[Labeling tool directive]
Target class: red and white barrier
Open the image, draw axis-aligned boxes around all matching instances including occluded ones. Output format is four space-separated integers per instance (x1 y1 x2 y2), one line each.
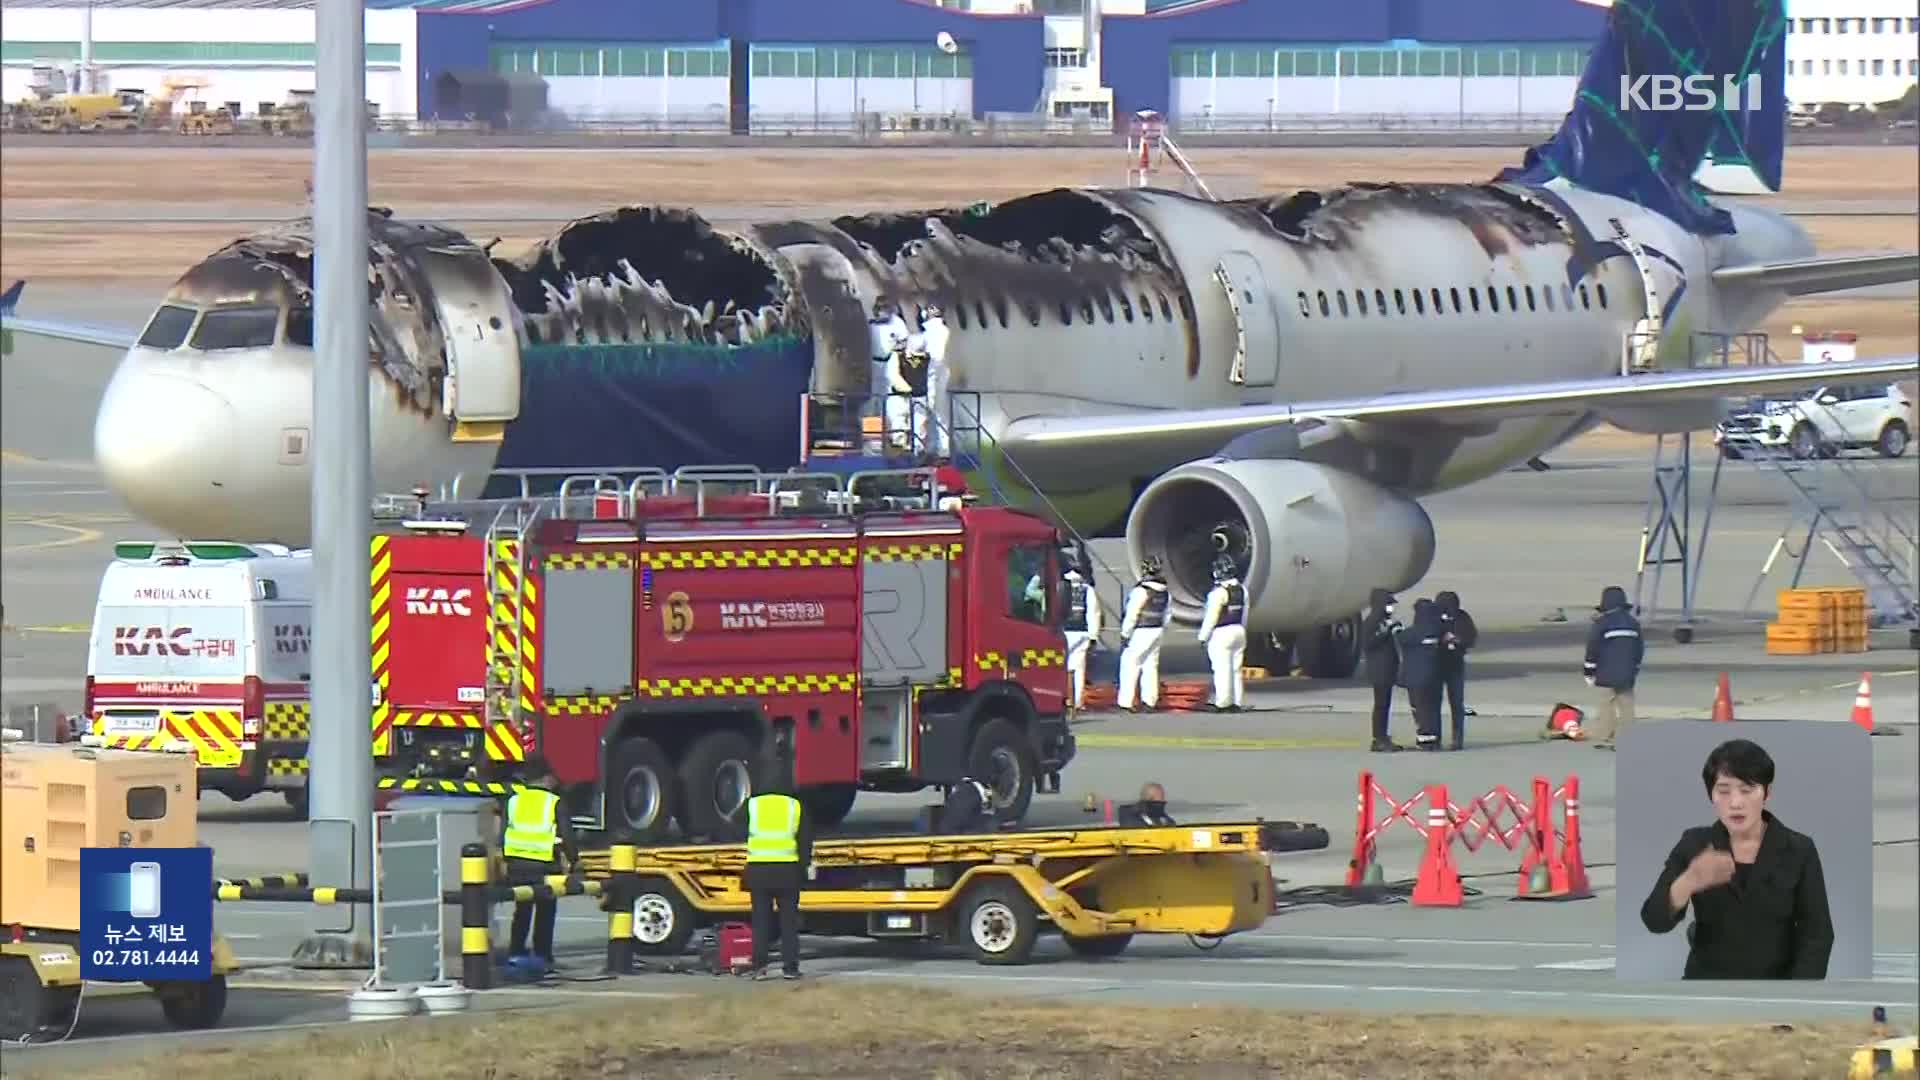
1345 770 1591 907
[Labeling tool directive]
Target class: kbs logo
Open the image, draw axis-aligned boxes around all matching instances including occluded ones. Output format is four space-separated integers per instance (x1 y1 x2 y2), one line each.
114 626 192 656
1619 73 1764 113
404 587 472 617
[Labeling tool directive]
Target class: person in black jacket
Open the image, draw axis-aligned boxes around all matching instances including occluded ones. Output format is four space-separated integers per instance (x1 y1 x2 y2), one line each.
1116 782 1177 827
1639 739 1834 980
938 776 996 834
1584 584 1645 751
1360 588 1404 753
1395 598 1444 751
1433 590 1478 751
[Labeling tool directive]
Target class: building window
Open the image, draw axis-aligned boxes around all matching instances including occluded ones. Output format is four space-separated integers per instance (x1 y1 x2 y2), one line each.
1045 48 1084 69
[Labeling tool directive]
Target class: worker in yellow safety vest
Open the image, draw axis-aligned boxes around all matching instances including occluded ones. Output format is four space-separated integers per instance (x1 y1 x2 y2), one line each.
502 757 576 975
744 750 813 980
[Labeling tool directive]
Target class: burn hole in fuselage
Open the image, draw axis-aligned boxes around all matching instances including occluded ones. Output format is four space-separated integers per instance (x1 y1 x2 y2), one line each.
829 189 1169 270
493 207 784 324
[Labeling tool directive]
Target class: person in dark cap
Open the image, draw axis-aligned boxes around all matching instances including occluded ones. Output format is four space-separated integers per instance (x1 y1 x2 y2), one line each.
1433 590 1478 751
1584 584 1644 751
1360 588 1404 753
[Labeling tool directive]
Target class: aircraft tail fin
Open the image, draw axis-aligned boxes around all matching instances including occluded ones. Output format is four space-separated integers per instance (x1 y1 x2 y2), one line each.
1499 0 1787 235
0 280 21 315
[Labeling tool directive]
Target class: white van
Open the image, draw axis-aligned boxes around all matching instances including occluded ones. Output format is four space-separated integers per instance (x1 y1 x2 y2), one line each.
84 541 314 815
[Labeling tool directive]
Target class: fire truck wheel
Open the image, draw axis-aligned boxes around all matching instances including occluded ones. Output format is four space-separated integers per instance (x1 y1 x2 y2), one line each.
679 730 757 842
802 784 859 829
967 718 1036 824
630 878 696 956
608 736 680 844
960 880 1040 965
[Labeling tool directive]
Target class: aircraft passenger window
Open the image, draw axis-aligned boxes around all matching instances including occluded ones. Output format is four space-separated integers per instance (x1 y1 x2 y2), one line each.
1118 294 1134 322
1562 285 1575 310
1336 291 1350 317
1487 287 1500 313
285 307 314 347
1374 289 1388 314
992 298 1009 328
1095 295 1113 322
1506 285 1520 311
1543 286 1555 312
1596 284 1609 308
1177 294 1194 323
1059 301 1075 325
953 304 969 330
1081 298 1099 323
1140 292 1155 322
1447 288 1461 313
1158 294 1173 321
1579 285 1591 309
1023 301 1042 327
1412 290 1426 315
1524 286 1537 312
974 301 989 328
1468 288 1481 313
1317 291 1331 317
1297 291 1311 318
136 304 197 350
1355 291 1369 316
1393 289 1407 315
190 305 280 351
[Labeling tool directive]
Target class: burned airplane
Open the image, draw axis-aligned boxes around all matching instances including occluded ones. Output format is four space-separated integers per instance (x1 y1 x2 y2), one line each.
9 0 1917 678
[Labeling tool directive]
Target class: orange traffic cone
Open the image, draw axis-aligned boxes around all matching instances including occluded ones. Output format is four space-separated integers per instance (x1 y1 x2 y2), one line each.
1851 673 1875 733
1711 673 1735 722
1411 785 1463 907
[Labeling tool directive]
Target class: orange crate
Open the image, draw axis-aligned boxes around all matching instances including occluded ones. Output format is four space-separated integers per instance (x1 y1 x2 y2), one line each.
1777 591 1828 611
1779 606 1833 628
1767 622 1820 643
1766 636 1821 656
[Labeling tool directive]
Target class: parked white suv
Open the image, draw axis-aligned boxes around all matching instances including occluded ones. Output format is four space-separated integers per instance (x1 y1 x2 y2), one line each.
1716 382 1913 460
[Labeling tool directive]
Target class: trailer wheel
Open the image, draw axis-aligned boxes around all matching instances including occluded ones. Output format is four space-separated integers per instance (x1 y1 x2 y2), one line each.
1062 931 1133 958
609 736 679 844
0 955 76 1038
960 880 1039 965
157 975 227 1030
802 784 858 829
630 878 696 956
968 718 1036 825
679 730 756 842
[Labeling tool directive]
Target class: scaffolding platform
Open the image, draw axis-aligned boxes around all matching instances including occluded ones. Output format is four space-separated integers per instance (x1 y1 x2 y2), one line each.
1634 331 1920 641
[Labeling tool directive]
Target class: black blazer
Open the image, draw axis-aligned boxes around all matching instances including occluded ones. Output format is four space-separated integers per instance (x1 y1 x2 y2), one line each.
1639 810 1834 979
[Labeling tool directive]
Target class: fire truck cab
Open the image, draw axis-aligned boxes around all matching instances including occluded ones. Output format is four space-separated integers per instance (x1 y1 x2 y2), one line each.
373 467 1078 843
82 541 313 815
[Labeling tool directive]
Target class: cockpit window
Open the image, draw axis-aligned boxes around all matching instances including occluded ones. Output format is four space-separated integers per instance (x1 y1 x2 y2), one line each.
285 307 314 348
190 305 281 351
137 305 197 350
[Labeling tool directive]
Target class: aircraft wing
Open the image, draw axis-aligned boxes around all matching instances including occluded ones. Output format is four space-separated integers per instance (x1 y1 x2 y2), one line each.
1711 251 1920 296
1000 355 1920 459
0 314 137 351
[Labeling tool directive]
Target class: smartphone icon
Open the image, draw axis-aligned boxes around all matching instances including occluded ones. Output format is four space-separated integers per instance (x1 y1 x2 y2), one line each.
128 862 163 920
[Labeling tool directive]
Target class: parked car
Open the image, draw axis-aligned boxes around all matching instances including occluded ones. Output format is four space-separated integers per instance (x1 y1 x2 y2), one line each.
1714 382 1912 460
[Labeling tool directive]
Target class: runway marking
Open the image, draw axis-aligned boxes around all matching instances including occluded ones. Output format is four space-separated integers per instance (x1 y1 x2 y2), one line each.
1538 958 1617 971
2 515 103 554
8 623 89 633
1074 734 1363 750
833 968 1908 1009
1251 933 1613 949
1222 956 1521 972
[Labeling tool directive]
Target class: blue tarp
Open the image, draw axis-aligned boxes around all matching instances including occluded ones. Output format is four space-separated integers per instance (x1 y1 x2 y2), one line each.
1499 0 1787 236
494 337 813 475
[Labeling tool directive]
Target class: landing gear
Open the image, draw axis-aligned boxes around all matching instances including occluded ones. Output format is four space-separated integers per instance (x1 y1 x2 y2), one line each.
1294 614 1363 679
1244 632 1294 676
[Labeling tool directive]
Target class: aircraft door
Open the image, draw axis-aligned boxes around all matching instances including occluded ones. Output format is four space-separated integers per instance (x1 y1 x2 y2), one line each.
1215 251 1279 391
416 246 523 431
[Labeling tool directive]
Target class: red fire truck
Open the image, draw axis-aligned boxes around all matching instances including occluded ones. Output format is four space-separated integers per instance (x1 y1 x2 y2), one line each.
372 467 1078 843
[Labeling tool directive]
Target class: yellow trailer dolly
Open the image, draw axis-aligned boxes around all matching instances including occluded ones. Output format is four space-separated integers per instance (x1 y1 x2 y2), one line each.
579 821 1314 966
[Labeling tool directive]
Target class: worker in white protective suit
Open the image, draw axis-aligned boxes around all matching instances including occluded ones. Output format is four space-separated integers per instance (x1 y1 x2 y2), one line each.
1116 557 1170 713
1059 544 1101 711
919 304 952 458
1196 556 1249 712
868 300 910 453
888 323 932 455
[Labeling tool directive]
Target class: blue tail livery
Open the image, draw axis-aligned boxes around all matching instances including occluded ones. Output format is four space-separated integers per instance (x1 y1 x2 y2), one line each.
1499 0 1787 235
0 280 21 316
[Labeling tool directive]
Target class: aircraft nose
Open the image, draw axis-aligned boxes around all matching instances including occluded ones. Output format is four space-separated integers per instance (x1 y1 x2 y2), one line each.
95 371 239 533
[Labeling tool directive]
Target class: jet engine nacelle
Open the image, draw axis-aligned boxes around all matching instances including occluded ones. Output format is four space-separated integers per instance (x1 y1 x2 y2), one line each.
1125 458 1436 631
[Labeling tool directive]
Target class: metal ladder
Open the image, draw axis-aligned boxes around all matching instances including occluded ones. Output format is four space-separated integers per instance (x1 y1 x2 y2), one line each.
481 499 545 756
1739 413 1919 628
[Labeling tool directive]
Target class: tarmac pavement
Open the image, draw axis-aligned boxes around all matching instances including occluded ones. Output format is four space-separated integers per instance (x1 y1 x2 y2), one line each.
2 285 1917 1059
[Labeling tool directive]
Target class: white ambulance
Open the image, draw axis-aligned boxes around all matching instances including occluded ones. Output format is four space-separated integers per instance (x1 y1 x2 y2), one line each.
83 541 314 816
